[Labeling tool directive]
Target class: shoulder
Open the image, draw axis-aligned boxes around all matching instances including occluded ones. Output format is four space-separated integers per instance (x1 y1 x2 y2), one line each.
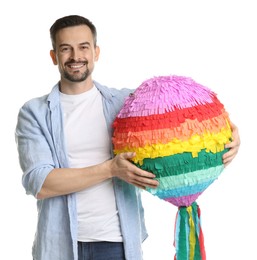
94 80 134 99
19 94 48 116
93 81 135 120
21 85 59 110
18 84 59 115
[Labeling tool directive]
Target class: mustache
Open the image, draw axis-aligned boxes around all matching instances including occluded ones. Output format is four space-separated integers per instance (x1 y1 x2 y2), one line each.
65 59 88 66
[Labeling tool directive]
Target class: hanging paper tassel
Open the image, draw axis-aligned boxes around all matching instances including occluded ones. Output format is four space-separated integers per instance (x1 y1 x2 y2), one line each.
174 202 206 260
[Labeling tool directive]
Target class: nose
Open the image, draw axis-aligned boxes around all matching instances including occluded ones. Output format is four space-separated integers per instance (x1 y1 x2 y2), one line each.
70 48 80 61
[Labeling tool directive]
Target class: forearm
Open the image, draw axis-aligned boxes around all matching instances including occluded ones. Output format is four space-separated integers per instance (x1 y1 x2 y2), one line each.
37 152 159 199
37 163 111 199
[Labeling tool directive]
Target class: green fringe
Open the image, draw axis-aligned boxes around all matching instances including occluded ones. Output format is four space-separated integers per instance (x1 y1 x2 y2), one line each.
134 148 228 178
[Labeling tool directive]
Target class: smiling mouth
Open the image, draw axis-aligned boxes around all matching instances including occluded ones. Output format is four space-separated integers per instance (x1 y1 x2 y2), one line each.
67 63 85 69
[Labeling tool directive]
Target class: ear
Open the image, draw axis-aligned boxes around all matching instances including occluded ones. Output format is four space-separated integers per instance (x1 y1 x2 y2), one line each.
50 50 58 65
94 46 100 62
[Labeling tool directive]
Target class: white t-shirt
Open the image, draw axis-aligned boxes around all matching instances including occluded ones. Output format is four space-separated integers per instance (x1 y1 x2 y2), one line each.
60 86 122 242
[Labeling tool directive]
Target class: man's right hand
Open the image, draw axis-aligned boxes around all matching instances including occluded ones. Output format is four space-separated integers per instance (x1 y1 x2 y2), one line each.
107 152 159 190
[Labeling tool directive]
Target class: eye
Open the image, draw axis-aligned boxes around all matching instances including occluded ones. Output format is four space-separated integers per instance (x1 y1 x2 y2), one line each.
81 45 89 50
60 46 71 53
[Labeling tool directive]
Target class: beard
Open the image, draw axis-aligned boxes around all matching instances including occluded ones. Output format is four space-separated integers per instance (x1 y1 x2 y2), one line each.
62 60 91 82
63 68 90 82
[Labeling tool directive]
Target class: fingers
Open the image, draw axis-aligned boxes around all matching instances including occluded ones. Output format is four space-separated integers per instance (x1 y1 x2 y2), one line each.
223 143 239 166
132 173 159 189
113 152 159 189
125 164 159 189
222 122 240 167
118 152 156 178
229 121 241 146
131 178 159 190
119 152 136 160
223 153 235 167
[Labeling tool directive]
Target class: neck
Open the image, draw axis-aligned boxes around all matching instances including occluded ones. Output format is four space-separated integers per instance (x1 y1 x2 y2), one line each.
59 79 94 95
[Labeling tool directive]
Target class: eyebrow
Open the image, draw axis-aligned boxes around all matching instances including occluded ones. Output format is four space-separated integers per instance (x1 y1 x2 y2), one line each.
59 42 91 48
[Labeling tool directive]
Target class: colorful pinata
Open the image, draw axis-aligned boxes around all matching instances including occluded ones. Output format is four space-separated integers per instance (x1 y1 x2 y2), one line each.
112 75 232 260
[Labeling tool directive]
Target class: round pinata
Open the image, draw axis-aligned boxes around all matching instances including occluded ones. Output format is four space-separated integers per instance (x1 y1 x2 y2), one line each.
112 75 232 260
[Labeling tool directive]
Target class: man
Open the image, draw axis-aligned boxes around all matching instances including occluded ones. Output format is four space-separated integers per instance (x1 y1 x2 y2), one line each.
15 15 240 260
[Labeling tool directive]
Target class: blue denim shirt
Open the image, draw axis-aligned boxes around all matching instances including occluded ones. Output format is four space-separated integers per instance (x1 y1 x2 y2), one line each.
15 81 148 260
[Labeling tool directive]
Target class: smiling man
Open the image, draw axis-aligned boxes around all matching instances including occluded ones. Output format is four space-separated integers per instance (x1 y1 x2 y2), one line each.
15 15 240 260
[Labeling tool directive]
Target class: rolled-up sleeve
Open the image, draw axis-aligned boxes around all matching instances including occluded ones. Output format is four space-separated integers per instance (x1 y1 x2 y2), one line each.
15 102 55 197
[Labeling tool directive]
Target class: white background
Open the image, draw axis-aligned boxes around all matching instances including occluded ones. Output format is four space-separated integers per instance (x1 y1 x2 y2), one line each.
1 0 256 259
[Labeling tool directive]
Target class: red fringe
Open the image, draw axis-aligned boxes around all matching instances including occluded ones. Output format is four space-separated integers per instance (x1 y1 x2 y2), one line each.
113 96 226 133
198 206 206 260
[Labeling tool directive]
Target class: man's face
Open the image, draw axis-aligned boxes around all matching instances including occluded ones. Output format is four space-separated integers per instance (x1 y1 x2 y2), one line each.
51 25 99 83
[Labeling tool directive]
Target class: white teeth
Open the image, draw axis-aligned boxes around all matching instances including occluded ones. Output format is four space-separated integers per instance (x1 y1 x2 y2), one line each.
70 64 83 68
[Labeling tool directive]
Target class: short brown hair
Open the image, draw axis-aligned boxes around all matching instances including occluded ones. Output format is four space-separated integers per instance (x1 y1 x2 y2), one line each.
50 15 97 50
